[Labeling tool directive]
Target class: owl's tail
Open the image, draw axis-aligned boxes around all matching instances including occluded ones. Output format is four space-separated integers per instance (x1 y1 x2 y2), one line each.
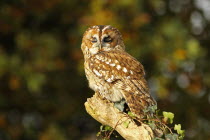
123 79 157 119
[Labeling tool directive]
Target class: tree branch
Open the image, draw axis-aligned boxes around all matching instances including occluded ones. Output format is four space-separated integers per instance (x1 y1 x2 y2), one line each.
84 93 154 140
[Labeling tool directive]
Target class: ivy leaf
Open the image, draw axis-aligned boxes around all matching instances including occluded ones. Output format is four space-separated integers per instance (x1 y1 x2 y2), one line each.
104 125 113 131
100 125 104 131
174 124 183 134
165 133 178 140
100 125 113 132
123 120 130 128
144 105 157 114
128 111 135 117
163 111 174 124
148 122 156 130
174 124 185 139
152 137 165 140
96 131 101 137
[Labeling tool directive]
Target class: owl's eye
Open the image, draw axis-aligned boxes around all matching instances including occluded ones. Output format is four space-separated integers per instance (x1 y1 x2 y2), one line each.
103 36 112 43
91 37 97 43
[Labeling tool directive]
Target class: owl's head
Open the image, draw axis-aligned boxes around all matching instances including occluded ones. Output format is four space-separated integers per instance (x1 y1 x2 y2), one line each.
81 25 125 57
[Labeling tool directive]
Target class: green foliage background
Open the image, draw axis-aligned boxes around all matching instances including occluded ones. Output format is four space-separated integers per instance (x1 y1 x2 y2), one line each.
0 0 210 139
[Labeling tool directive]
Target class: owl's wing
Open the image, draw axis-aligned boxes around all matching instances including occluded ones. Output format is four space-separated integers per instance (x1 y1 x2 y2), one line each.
89 50 145 81
89 51 156 117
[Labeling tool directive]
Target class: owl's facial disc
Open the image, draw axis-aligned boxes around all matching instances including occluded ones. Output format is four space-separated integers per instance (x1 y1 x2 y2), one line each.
83 25 123 55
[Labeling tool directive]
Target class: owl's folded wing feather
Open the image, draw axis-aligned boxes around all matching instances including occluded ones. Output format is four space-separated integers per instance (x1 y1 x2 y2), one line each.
89 50 145 82
89 51 156 117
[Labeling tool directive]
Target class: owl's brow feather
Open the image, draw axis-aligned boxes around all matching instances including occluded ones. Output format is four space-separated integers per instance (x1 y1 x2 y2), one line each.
98 25 105 42
85 25 122 37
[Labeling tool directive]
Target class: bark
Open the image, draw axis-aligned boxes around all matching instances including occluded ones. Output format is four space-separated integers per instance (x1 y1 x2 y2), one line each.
84 93 154 140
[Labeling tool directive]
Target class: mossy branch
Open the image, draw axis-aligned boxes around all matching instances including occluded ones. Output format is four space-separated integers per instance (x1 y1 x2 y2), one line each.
84 93 154 140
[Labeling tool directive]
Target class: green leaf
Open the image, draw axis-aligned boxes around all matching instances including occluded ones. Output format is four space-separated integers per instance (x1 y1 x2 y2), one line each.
123 120 130 128
165 133 179 140
104 125 113 131
128 111 135 117
100 125 104 131
148 122 156 130
96 132 101 137
144 105 157 114
152 137 164 140
163 111 174 124
174 124 185 136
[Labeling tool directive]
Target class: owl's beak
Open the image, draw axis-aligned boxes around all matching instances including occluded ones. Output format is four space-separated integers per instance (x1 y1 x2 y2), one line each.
98 43 102 50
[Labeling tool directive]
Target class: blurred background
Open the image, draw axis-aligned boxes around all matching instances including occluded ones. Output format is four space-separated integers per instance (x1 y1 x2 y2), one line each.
0 0 210 139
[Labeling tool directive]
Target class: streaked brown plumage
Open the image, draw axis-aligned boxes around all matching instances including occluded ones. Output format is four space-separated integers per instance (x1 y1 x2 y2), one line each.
81 25 156 118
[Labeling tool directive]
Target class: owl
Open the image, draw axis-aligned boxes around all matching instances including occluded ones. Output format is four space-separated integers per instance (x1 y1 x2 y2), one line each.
81 25 156 118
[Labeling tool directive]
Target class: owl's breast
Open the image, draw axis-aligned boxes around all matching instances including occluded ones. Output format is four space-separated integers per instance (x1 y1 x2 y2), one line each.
84 62 124 102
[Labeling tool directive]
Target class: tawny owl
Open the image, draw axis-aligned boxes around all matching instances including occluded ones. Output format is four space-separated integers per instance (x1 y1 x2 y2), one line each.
81 25 156 118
